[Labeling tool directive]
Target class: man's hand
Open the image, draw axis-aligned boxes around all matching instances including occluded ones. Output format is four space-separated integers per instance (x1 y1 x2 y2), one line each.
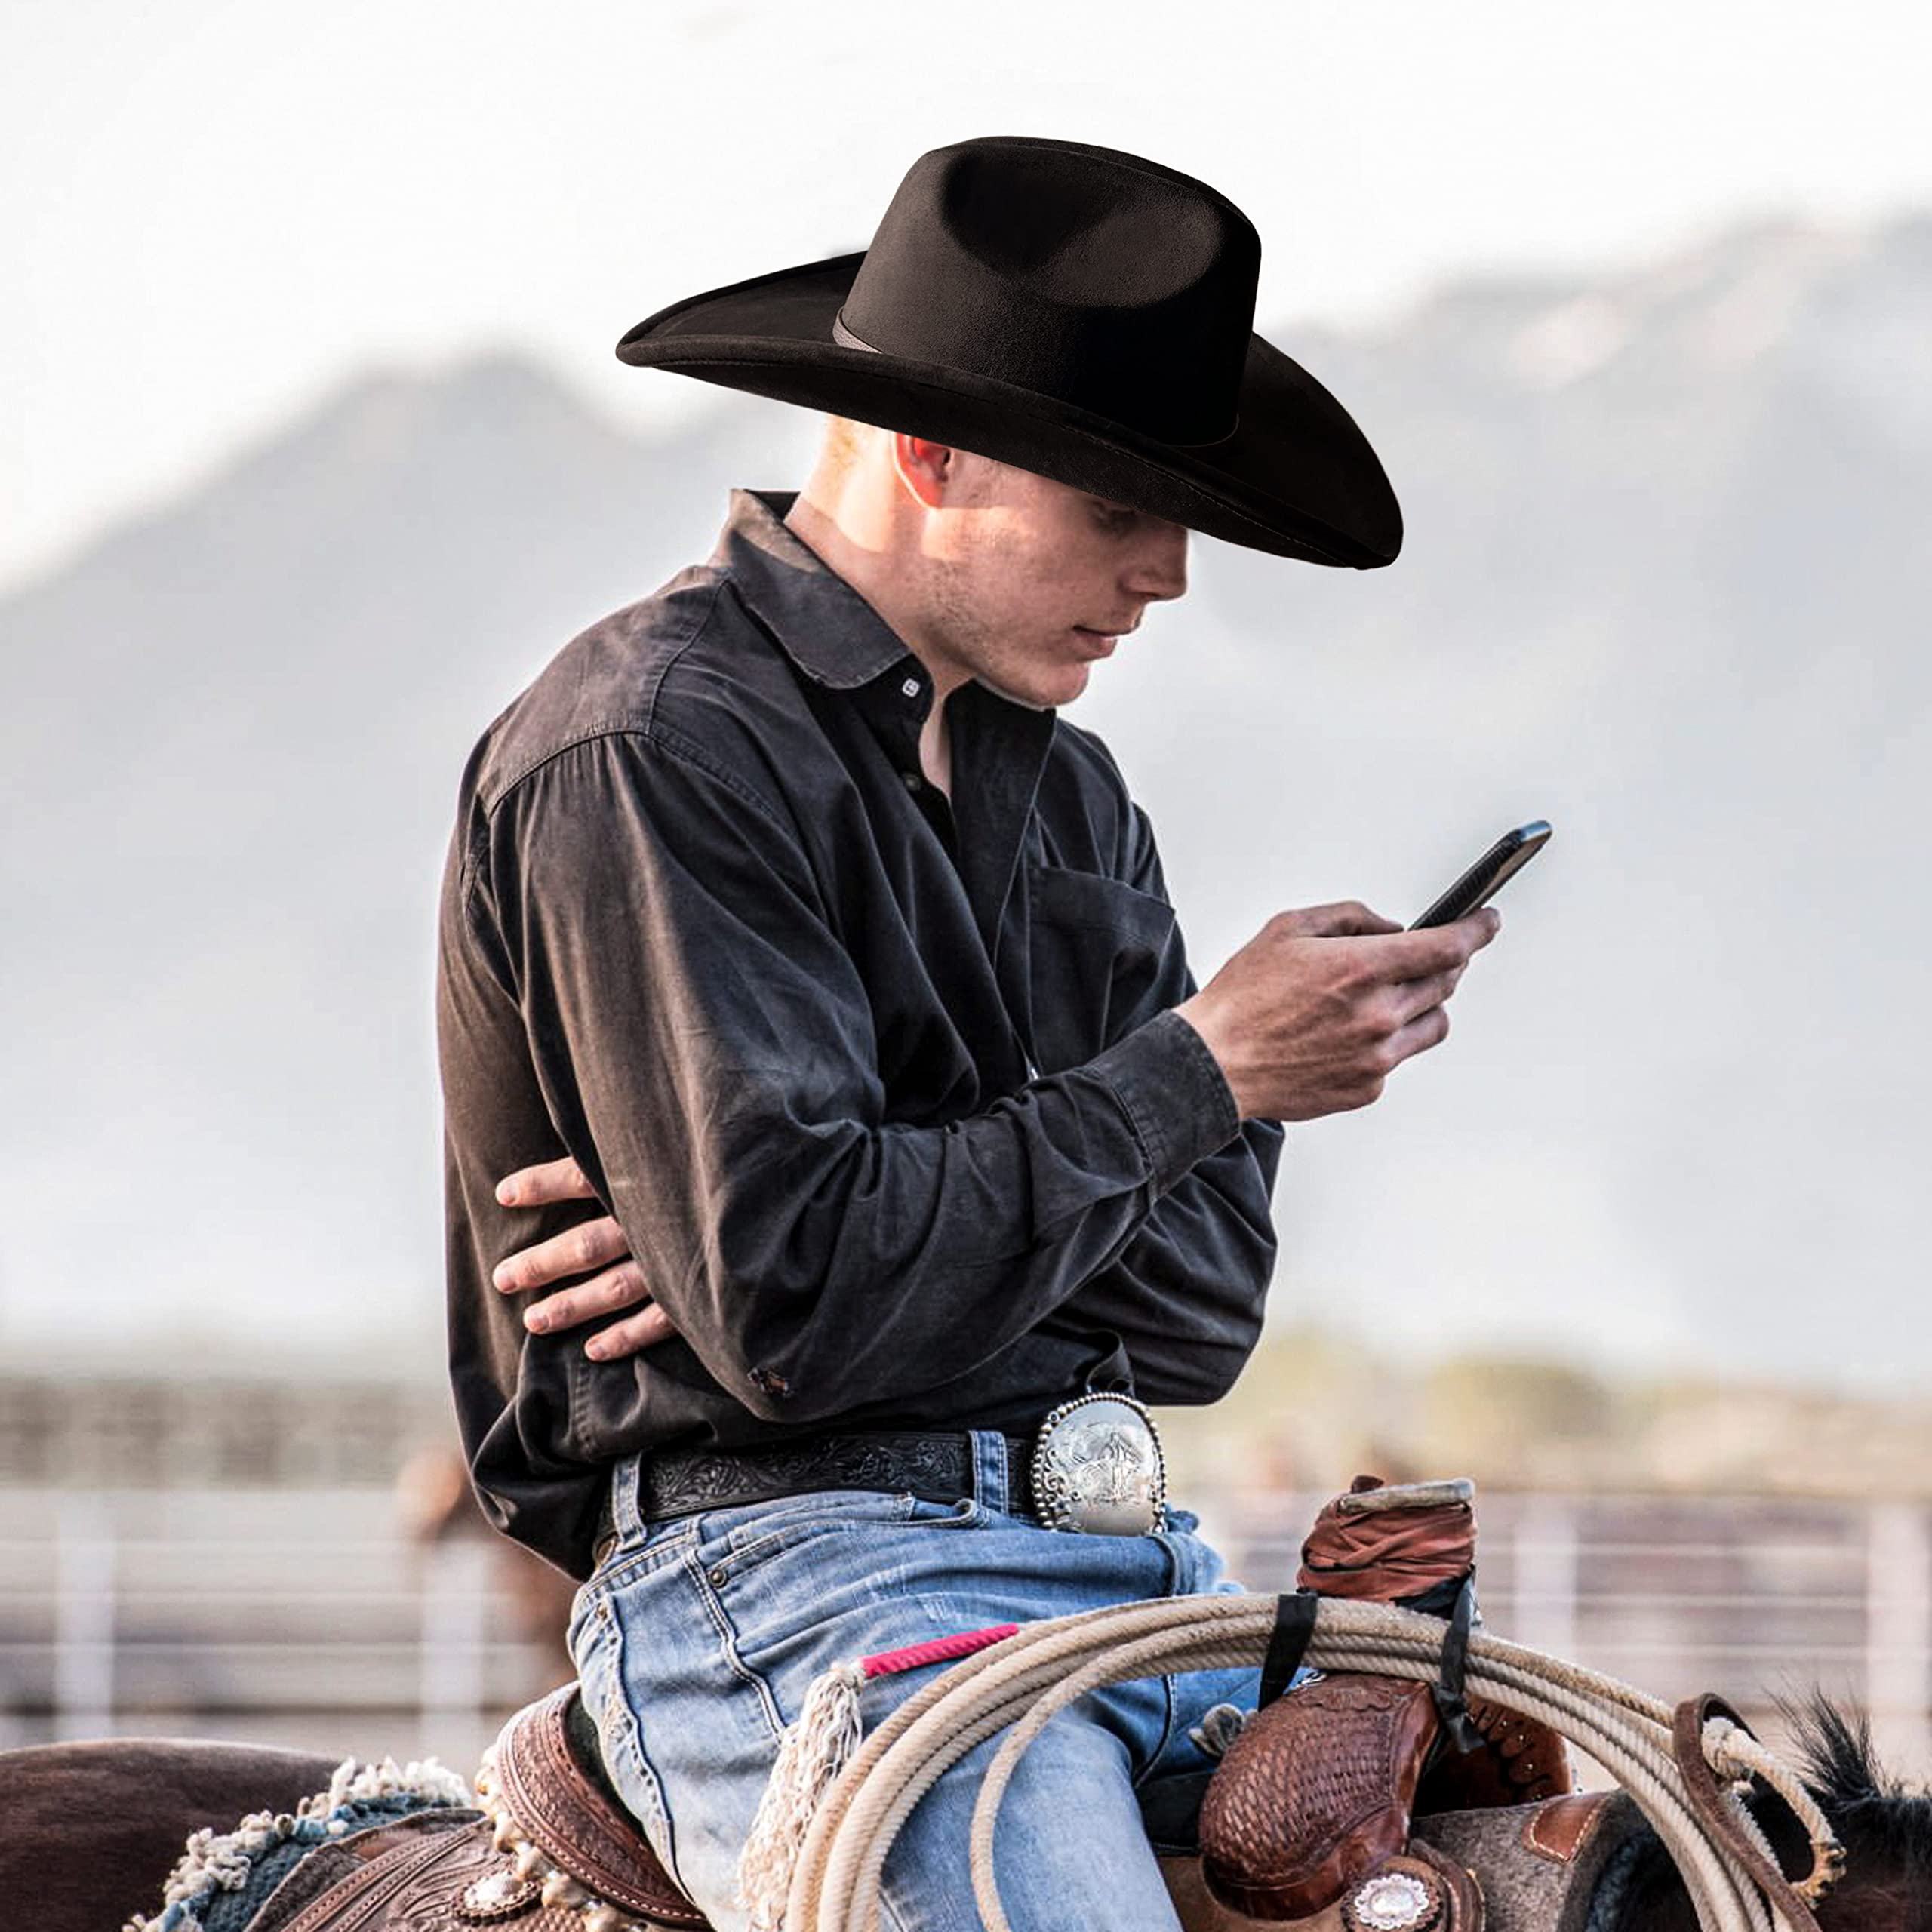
1174 900 1502 1121
491 1157 676 1361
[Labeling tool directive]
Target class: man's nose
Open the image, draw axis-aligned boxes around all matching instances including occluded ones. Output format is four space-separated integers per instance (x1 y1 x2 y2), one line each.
1124 522 1189 605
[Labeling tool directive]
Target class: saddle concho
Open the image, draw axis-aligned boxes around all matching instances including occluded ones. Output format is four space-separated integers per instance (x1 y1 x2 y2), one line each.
1343 1868 1444 1930
1029 1391 1166 1534
454 1864 543 1921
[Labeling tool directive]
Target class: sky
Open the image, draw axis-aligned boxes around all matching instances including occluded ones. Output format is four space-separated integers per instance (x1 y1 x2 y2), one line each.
5 0 1930 595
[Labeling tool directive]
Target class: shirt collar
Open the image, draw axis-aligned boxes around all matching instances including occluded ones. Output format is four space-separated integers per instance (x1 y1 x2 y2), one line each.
710 488 1060 964
710 487 921 691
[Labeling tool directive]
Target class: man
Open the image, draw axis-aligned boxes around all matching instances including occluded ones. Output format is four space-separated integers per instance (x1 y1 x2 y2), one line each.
436 136 1499 1930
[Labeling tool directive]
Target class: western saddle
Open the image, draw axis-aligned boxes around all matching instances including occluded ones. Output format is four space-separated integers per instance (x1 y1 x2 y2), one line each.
235 1672 1639 1932
239 1478 1645 1930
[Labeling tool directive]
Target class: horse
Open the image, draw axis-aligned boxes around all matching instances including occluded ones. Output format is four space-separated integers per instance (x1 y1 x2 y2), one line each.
2 1684 1926 1932
1610 1693 1930 1930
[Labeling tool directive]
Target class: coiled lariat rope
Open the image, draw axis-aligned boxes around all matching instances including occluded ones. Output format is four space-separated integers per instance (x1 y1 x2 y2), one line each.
777 1592 1842 1932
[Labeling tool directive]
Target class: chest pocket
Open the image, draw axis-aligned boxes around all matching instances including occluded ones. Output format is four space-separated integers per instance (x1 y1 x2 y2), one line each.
1023 861 1182 1072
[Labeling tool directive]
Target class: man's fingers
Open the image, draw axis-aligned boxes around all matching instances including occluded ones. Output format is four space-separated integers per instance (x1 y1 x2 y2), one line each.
494 1214 630 1294
495 1155 595 1209
521 1259 652 1334
1359 908 1501 982
1384 967 1462 1029
583 1303 678 1361
1275 900 1404 939
1381 1001 1453 1072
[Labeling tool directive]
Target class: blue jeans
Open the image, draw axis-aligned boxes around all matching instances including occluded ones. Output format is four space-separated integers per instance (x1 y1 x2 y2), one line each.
566 1432 1278 1932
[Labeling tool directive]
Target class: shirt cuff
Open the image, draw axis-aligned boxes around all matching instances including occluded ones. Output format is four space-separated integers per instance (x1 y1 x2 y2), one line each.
1087 1007 1244 1195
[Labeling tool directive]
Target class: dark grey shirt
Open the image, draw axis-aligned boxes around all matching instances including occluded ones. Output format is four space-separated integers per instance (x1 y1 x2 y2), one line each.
437 487 1285 1577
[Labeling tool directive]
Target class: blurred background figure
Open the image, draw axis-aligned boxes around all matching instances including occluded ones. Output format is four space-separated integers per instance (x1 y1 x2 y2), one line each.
393 1443 577 1687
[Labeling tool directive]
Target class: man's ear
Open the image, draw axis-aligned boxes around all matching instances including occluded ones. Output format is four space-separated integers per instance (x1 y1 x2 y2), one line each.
890 433 961 511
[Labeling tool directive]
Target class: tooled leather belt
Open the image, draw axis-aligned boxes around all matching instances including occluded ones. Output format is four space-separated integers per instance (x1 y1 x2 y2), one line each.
634 1432 1041 1523
592 1395 1170 1561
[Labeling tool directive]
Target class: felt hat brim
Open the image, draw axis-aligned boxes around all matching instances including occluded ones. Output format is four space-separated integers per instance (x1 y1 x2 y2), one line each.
617 251 1402 568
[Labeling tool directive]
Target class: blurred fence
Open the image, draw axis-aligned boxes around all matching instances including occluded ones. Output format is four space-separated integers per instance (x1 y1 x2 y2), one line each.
2 1484 1927 1785
0 1487 555 1774
1215 1487 1932 1782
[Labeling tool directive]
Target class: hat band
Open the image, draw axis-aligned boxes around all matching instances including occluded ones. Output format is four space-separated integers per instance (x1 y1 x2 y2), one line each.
829 306 1240 451
831 309 877 353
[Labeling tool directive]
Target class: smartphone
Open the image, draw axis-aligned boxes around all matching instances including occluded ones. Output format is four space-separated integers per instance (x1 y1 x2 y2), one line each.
1408 821 1552 930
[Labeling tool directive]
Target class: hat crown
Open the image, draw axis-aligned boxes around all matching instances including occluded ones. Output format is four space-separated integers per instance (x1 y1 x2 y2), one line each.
838 137 1260 447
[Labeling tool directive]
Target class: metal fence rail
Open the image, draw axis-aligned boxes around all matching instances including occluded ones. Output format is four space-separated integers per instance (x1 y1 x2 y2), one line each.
0 1487 550 1772
1213 1487 1932 1781
3 1485 1927 1784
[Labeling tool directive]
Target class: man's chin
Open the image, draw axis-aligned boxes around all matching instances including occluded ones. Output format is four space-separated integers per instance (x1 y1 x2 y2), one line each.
977 663 1088 711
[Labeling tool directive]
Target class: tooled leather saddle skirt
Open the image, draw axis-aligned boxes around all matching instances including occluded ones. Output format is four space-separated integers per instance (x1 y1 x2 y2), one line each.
241 1685 704 1932
237 1675 1634 1932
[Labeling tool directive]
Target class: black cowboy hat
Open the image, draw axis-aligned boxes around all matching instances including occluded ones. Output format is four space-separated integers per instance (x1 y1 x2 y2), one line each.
615 136 1402 568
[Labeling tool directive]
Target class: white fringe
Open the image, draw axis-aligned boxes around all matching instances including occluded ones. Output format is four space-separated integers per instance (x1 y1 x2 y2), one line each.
1186 1701 1252 1760
124 1755 475 1932
735 1661 867 1932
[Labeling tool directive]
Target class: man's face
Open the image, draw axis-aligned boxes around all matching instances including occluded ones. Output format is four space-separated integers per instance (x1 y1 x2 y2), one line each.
917 457 1190 709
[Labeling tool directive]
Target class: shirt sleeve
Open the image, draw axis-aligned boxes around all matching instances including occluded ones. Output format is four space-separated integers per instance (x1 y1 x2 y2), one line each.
481 728 1247 1426
1054 799 1287 1404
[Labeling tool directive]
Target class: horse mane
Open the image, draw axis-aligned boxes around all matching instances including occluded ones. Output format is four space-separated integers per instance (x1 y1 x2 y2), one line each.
1772 1690 1932 1906
1777 1690 1910 1814
1611 1689 1932 1925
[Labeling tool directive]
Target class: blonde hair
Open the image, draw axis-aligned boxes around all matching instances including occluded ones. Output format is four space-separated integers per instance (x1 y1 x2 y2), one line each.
819 414 872 477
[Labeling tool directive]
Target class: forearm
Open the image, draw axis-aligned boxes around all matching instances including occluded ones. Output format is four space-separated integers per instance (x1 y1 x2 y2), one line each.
1057 1114 1285 1404
589 1004 1244 1423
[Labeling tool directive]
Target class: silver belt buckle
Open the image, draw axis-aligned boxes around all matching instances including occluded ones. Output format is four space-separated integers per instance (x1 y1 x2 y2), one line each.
1029 1392 1166 1534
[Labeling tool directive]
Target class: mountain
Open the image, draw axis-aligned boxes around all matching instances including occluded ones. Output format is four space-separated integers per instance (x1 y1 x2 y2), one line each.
0 358 825 1369
3 213 1927 1392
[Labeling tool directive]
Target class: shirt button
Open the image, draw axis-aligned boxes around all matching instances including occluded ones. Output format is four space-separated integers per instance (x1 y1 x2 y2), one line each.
902 771 922 791
900 676 922 698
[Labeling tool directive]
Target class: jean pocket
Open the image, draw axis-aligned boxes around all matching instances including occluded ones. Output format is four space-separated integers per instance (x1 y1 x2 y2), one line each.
699 1487 924 1579
583 1509 696 1598
903 1494 989 1531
